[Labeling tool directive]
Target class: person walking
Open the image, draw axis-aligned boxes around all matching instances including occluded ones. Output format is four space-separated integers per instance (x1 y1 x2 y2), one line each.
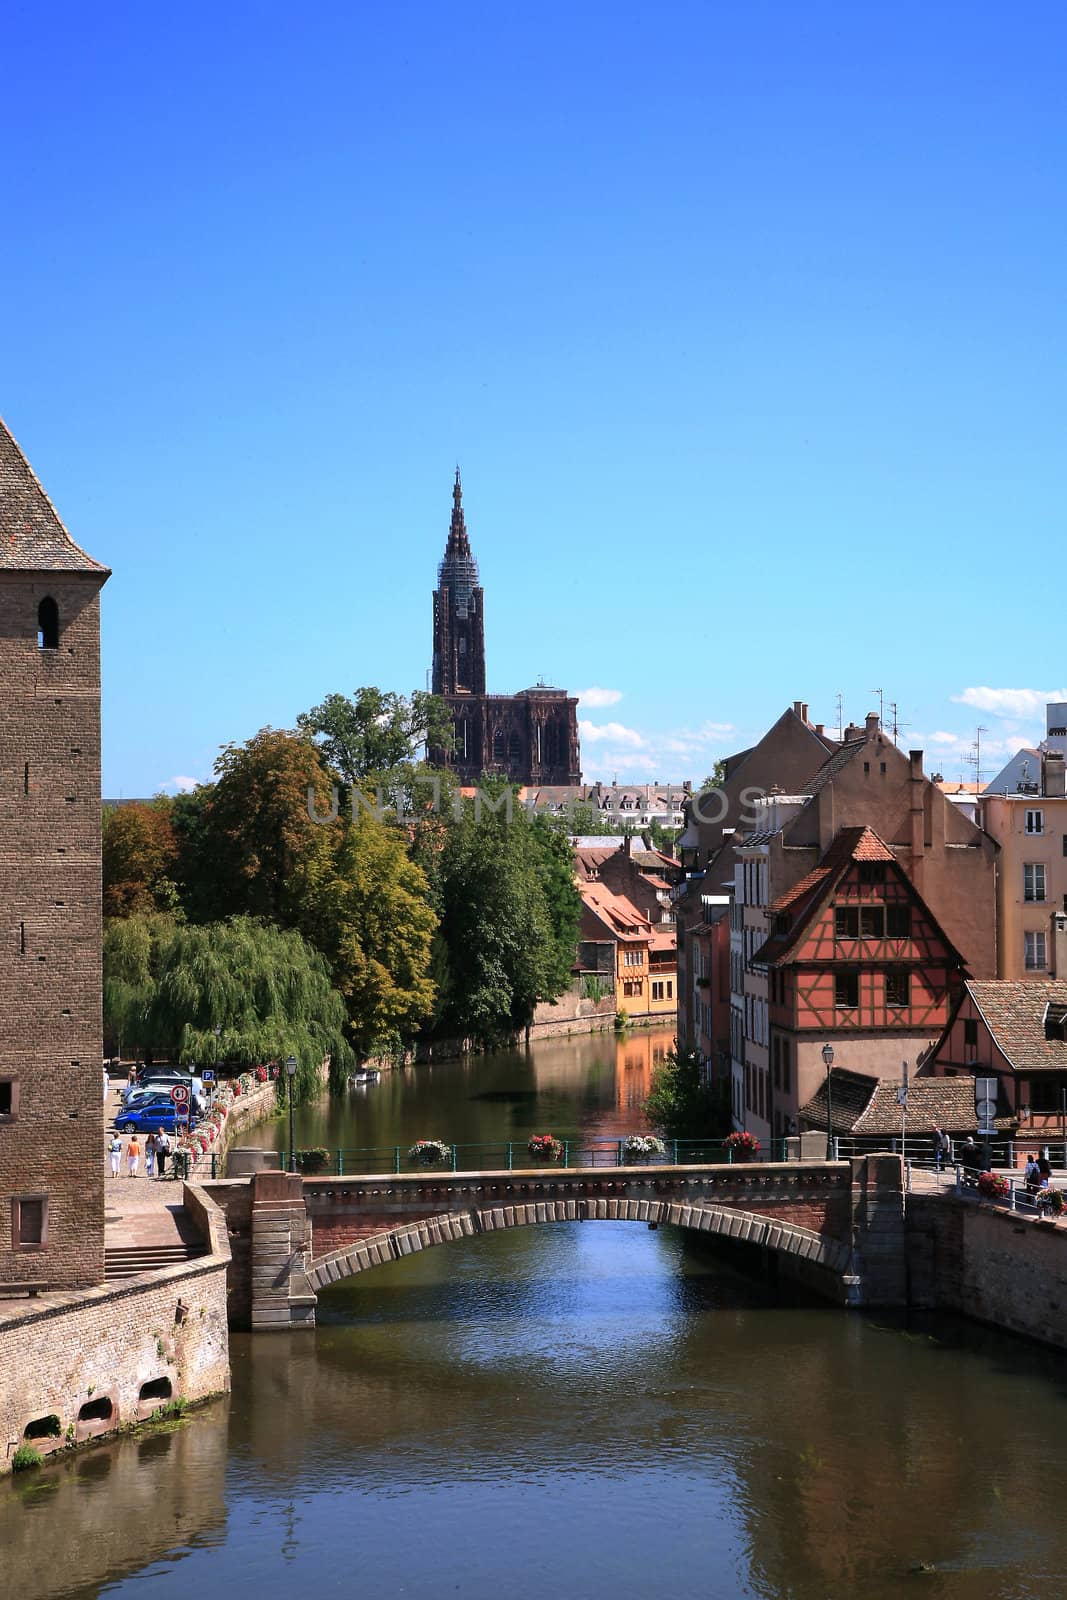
1025 1152 1042 1195
933 1128 950 1170
103 1064 110 1104
145 1132 156 1180
126 1135 141 1178
1038 1154 1053 1187
156 1127 170 1180
109 1133 122 1178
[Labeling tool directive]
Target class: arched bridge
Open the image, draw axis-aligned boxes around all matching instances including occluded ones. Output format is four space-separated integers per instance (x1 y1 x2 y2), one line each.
227 1155 908 1330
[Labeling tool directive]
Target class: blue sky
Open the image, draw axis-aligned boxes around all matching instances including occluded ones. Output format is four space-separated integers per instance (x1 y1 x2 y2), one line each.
4 1 1064 793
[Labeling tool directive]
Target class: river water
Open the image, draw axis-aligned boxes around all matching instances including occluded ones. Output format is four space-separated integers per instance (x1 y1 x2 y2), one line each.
5 1028 1067 1600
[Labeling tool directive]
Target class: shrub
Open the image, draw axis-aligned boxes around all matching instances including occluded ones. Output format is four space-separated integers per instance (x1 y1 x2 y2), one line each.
12 1446 43 1472
977 1170 1010 1199
614 1009 629 1032
407 1139 452 1166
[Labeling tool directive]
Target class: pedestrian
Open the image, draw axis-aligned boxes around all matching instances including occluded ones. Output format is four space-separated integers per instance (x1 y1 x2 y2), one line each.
960 1136 980 1184
933 1127 949 1170
1025 1152 1042 1194
156 1127 170 1180
126 1135 140 1178
1038 1154 1053 1187
145 1132 156 1180
103 1064 110 1104
108 1133 122 1178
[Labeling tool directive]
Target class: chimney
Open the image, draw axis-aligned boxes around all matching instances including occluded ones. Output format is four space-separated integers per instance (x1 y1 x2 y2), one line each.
1044 751 1066 799
865 712 880 739
793 700 809 724
844 722 864 741
624 834 632 858
815 723 825 736
909 750 925 891
1053 911 1067 979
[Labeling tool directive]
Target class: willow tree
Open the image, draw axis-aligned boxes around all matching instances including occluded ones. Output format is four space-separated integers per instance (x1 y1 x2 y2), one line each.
106 914 354 1098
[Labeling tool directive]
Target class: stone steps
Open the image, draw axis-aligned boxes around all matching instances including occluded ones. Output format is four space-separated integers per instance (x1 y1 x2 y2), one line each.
104 1243 205 1280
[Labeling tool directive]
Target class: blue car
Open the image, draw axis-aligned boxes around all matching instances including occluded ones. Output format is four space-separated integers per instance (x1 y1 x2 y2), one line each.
116 1098 199 1135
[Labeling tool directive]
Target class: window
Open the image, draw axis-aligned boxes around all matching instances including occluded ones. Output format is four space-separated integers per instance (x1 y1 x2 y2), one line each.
12 1194 46 1248
36 597 59 650
835 907 859 940
861 906 885 938
666 980 673 999
1025 809 1044 835
781 1041 791 1094
652 981 665 1001
859 863 886 885
1062 834 1067 857
886 904 911 938
835 971 859 1008
885 969 910 1008
0 1079 16 1119
1030 1079 1058 1113
964 1017 978 1048
1025 930 1047 971
1024 864 1047 903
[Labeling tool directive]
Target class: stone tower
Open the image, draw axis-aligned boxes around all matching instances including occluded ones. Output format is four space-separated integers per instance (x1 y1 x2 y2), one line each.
427 472 581 786
431 469 485 698
0 419 110 1289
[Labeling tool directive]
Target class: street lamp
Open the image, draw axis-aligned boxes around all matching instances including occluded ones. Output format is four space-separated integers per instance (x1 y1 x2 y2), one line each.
286 1055 298 1172
822 1043 835 1160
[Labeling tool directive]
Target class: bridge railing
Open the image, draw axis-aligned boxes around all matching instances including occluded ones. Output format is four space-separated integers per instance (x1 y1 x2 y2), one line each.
270 1136 799 1178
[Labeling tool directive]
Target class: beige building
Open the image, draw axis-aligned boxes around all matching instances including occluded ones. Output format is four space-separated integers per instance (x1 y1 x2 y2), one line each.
980 742 1067 980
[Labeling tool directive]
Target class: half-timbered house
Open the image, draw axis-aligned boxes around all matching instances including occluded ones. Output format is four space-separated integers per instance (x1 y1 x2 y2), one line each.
754 826 969 1136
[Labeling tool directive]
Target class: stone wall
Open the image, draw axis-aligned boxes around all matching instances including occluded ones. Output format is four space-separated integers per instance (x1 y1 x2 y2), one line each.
0 1184 230 1474
907 1193 1067 1349
182 1078 279 1179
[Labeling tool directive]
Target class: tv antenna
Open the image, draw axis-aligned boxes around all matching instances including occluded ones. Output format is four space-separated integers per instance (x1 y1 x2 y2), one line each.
835 692 843 742
887 702 910 747
869 687 885 729
967 727 989 790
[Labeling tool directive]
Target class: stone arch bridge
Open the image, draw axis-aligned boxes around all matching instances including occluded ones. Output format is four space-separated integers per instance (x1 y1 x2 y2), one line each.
206 1155 908 1330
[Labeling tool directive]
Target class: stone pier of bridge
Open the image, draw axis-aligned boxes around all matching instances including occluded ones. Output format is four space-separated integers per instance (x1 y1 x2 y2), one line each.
204 1155 910 1331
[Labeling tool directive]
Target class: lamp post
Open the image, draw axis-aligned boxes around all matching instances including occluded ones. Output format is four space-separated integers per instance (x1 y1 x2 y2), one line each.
822 1043 835 1160
286 1055 298 1172
1061 1086 1066 1174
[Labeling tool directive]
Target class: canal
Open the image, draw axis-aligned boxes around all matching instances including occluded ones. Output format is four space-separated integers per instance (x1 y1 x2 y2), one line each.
5 1028 1067 1600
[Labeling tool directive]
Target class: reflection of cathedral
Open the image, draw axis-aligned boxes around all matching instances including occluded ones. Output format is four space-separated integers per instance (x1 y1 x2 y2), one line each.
428 471 581 785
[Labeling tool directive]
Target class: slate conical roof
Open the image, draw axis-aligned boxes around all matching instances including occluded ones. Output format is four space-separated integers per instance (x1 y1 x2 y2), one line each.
0 416 109 574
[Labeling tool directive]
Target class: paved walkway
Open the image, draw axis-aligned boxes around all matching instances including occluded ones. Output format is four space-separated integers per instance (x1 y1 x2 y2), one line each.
104 1071 192 1249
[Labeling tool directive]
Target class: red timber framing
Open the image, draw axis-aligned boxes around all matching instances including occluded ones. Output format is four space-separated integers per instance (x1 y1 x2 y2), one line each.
759 826 967 1048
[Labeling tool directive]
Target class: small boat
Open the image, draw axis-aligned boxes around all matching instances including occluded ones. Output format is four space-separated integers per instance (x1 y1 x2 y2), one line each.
348 1068 382 1087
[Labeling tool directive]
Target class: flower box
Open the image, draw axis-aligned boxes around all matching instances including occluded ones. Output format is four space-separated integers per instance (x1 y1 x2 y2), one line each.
977 1171 1010 1199
1036 1186 1065 1216
723 1130 761 1162
624 1135 667 1162
408 1139 452 1166
527 1134 564 1162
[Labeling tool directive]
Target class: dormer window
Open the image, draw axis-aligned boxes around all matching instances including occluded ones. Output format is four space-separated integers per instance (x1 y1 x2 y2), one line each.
37 597 59 650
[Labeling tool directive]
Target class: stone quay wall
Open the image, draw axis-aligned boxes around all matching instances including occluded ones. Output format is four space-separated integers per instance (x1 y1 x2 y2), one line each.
0 1184 230 1475
183 1078 279 1180
907 1192 1067 1351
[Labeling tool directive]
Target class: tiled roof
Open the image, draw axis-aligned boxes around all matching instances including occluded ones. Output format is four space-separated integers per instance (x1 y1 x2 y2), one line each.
580 882 651 940
799 1068 991 1135
756 827 899 964
648 928 677 952
966 980 1067 1071
0 418 109 574
804 738 867 796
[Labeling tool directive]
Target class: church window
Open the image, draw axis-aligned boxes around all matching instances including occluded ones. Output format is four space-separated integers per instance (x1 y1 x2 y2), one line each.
37 597 59 650
492 729 506 763
508 730 521 763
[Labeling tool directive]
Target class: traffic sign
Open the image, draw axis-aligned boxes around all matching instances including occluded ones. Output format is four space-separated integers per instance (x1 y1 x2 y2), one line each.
175 1108 190 1124
202 1069 215 1083
171 1083 190 1105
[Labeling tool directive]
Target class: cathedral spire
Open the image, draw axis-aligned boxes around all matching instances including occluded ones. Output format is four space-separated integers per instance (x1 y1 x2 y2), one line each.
446 464 472 562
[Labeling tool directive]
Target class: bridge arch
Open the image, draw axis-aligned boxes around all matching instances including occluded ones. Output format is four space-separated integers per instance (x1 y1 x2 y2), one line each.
306 1196 852 1293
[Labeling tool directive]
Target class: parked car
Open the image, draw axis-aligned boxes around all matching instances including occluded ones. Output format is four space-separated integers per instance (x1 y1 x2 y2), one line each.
117 1099 199 1135
121 1072 203 1107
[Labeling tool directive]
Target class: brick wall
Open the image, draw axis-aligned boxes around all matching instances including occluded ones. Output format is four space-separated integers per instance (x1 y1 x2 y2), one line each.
0 573 107 1289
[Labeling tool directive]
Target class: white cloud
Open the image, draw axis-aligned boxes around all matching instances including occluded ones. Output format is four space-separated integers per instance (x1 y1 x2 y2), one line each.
579 720 646 748
161 774 199 793
576 686 623 708
952 686 1067 719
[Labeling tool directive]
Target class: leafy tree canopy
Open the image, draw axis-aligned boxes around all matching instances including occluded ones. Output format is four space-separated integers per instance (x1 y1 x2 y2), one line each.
103 801 181 918
643 1047 726 1140
104 914 354 1099
296 687 452 784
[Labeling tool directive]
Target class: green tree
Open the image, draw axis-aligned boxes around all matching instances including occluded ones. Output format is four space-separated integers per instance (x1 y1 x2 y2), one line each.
643 1047 725 1140
297 687 452 783
204 728 337 922
105 914 354 1099
298 807 438 1059
432 786 579 1044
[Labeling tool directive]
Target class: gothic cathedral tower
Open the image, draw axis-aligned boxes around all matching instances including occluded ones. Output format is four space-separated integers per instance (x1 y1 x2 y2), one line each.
431 470 485 698
428 471 581 787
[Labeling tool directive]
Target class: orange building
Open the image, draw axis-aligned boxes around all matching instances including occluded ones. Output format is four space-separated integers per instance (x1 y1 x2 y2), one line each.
579 882 677 1022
